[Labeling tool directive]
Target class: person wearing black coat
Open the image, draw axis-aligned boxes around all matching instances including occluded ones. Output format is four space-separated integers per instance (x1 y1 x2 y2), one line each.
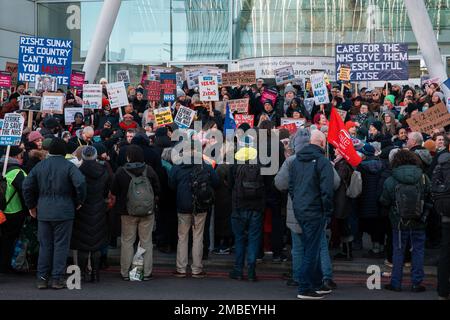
71 146 112 282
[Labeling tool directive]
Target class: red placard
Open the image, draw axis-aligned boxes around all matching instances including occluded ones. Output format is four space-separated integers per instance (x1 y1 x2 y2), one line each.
145 80 161 102
278 123 297 135
260 88 278 106
0 71 12 90
70 70 85 90
234 114 254 128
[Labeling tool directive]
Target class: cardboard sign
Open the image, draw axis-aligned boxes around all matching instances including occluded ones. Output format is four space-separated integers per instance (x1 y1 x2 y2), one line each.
153 107 173 126
335 43 408 81
106 81 128 109
199 75 219 102
41 92 64 114
64 107 83 125
82 84 102 109
336 109 348 122
338 64 351 81
0 113 25 146
70 70 85 90
19 96 41 111
117 70 130 84
160 73 177 102
278 123 298 135
174 106 196 129
310 72 330 105
406 102 450 135
144 80 161 102
280 117 305 128
260 88 278 106
186 69 202 89
18 36 73 85
234 114 254 128
228 98 249 114
221 71 256 87
149 66 173 81
35 74 57 92
274 66 295 85
5 62 18 86
0 71 12 90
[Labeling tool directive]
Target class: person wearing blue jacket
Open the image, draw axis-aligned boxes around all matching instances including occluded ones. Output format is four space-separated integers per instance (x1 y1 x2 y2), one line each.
288 130 334 300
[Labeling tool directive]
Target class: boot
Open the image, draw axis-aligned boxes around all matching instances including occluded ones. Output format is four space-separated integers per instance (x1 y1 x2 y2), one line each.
334 242 353 261
77 251 90 282
90 251 101 283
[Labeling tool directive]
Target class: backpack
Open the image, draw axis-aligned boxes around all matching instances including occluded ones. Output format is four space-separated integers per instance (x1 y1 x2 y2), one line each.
235 164 265 202
431 162 450 217
394 175 425 222
190 164 215 214
346 170 362 199
125 167 154 217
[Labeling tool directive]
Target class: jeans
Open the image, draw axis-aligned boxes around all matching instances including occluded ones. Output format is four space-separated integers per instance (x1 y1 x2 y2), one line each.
291 224 333 283
37 220 73 281
231 210 263 275
298 218 326 294
391 229 426 289
438 222 450 298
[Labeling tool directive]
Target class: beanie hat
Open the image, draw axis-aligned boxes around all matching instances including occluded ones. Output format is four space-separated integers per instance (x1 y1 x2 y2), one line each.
44 117 59 130
433 91 445 102
345 121 356 131
82 145 98 161
370 120 382 132
290 128 311 153
9 146 23 157
263 99 273 107
102 97 110 107
42 137 54 151
135 88 144 95
155 127 168 137
360 143 375 156
93 142 107 157
284 84 296 95
384 95 395 105
28 131 44 143
423 139 436 153
49 137 67 156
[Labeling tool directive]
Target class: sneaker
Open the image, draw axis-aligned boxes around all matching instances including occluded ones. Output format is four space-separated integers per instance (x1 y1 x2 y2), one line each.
36 277 48 290
51 278 66 290
297 291 325 300
213 248 231 255
229 270 243 281
384 284 402 292
173 271 187 278
316 285 332 295
323 279 337 290
192 271 207 279
404 262 411 268
286 279 299 287
264 251 273 255
272 255 288 263
411 285 426 293
384 260 393 268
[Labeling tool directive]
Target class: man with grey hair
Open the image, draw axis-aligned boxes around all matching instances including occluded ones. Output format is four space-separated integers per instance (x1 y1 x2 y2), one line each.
407 131 432 177
70 126 95 147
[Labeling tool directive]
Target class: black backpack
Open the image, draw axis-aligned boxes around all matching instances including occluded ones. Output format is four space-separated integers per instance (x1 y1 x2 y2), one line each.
235 164 265 202
395 175 425 223
190 164 215 214
431 162 450 217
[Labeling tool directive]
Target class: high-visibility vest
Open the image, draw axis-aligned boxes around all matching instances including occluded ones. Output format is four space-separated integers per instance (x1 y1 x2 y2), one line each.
4 168 27 214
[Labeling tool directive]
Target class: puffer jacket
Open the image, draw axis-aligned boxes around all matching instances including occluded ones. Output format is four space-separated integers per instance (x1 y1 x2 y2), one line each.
71 160 111 251
22 155 86 221
289 144 334 222
357 156 384 219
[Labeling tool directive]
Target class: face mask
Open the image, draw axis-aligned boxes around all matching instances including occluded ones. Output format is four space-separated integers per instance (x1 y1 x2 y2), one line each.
422 106 428 112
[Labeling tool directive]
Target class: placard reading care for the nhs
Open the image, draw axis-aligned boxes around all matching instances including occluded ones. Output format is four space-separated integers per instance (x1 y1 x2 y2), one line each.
18 36 73 86
335 43 408 81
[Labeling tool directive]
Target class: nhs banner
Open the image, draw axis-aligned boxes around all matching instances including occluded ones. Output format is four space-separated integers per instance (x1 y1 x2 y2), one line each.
335 43 408 81
18 36 73 86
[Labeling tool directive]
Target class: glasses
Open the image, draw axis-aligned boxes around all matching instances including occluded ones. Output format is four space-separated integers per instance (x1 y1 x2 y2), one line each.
373 93 379 96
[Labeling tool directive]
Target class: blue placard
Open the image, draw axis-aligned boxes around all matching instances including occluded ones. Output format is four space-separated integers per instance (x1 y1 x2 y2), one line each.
335 43 408 81
18 36 73 86
160 73 177 102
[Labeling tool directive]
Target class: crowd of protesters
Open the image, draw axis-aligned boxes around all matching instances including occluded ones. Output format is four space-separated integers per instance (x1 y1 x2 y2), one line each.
0 75 449 300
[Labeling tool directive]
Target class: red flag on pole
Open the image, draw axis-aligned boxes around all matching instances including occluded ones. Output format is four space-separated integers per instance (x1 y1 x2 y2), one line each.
327 107 362 167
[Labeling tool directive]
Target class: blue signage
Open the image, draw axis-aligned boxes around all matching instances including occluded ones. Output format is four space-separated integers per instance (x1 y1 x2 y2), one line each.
335 43 408 81
18 36 73 86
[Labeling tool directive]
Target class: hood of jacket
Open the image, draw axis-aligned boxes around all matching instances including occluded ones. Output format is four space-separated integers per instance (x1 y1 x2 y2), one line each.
235 147 258 162
413 147 432 166
437 152 450 165
296 144 325 162
123 162 146 175
392 165 423 185
359 156 384 174
79 160 106 179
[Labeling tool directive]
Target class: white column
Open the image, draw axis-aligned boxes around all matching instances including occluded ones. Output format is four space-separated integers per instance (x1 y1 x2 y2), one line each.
404 0 449 98
82 0 122 83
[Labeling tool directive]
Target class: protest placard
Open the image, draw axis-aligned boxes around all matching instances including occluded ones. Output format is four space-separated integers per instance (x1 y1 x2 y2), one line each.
304 97 315 114
153 107 173 126
117 70 130 84
35 74 57 92
174 106 196 129
149 66 173 81
64 107 83 125
160 73 177 102
280 117 305 128
144 80 161 102
186 69 202 89
19 96 41 111
18 36 73 85
106 81 128 109
406 102 450 135
82 84 102 109
335 43 408 81
0 71 12 90
338 64 351 81
221 71 256 87
274 66 295 85
41 92 64 114
199 75 219 102
0 113 25 146
260 88 278 106
310 72 330 105
234 114 254 128
70 70 85 90
336 109 348 122
228 98 249 114
278 123 298 135
5 62 18 86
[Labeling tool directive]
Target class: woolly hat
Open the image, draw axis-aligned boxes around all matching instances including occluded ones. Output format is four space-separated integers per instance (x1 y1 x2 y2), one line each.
284 84 296 95
9 146 23 157
423 139 436 153
263 99 273 107
93 142 107 157
49 138 67 156
155 127 168 137
370 120 382 132
384 95 395 105
345 121 356 131
81 145 98 161
28 131 44 143
290 128 311 153
44 117 59 129
360 143 375 156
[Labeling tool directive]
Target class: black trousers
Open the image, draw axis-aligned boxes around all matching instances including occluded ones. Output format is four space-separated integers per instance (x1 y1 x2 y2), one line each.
0 212 26 272
438 222 450 298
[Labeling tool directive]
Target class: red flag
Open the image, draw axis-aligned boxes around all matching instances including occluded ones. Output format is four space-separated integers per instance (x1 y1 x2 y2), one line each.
327 107 362 167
